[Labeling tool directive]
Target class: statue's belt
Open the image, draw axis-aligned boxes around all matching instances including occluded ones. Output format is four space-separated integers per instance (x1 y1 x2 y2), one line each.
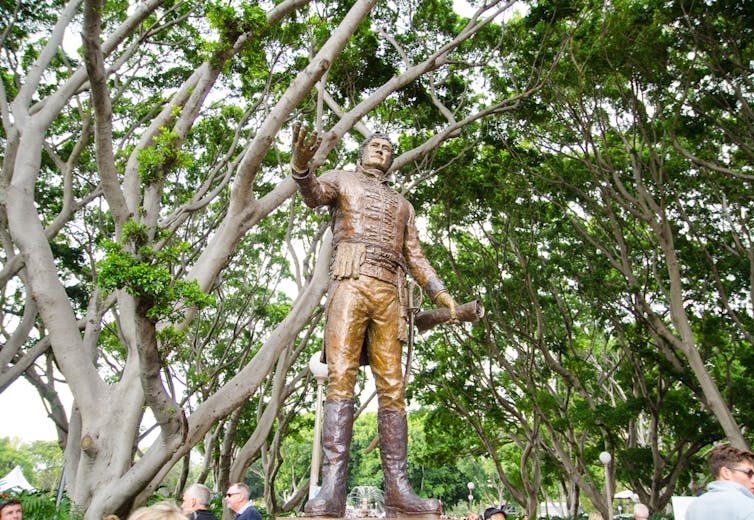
329 241 407 291
363 243 406 273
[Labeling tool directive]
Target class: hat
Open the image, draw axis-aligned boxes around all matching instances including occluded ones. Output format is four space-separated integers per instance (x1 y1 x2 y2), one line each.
483 506 506 520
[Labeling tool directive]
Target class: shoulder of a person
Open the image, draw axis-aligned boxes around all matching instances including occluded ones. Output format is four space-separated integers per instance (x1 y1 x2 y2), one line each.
239 506 261 518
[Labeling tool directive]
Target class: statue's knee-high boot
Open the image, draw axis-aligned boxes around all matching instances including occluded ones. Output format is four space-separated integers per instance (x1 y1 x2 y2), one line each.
378 409 442 517
305 399 355 517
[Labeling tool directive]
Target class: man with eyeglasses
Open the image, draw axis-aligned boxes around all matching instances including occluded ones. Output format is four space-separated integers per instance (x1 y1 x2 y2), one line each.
687 444 754 519
224 483 261 520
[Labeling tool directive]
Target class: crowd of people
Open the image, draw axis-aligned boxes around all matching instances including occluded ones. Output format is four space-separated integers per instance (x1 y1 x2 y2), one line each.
0 481 261 520
1 490 651 520
0 492 651 520
125 482 261 520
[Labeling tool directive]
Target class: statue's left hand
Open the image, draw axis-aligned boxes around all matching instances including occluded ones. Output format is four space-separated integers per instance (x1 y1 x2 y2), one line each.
435 291 457 322
291 121 322 174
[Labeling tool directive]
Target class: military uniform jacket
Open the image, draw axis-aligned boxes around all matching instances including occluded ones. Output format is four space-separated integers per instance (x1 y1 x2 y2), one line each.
294 166 446 300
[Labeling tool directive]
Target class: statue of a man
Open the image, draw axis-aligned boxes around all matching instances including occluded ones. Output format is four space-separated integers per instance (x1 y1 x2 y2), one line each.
290 123 457 518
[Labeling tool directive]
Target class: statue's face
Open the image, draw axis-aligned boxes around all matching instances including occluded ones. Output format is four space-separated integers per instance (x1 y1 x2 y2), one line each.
360 137 393 172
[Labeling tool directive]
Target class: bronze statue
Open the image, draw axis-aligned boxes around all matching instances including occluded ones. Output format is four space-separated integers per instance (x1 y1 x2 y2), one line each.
290 123 457 518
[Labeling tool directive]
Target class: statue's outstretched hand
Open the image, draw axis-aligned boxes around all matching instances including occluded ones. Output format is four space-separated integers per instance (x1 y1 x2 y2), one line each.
291 122 322 175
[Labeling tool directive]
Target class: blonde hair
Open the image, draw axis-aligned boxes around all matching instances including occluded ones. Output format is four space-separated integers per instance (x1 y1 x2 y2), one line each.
103 516 121 520
588 513 604 520
128 501 187 520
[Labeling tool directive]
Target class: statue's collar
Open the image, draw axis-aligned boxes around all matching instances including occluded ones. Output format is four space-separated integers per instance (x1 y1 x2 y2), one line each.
357 165 389 183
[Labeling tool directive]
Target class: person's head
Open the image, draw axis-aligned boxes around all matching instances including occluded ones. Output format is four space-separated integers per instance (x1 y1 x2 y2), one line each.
181 483 211 514
358 133 394 173
587 513 603 520
0 499 22 520
103 515 121 520
225 482 250 513
482 506 506 520
127 501 186 520
708 444 754 491
633 503 649 520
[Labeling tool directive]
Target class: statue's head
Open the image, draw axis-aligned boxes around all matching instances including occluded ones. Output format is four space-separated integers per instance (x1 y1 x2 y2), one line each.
358 133 394 172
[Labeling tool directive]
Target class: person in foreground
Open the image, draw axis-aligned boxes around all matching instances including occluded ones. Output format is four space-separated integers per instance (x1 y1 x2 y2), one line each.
225 483 262 520
0 499 22 520
182 483 218 520
686 444 754 520
291 123 457 518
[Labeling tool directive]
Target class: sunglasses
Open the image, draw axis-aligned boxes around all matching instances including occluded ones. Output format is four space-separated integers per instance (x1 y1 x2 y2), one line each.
225 492 241 498
729 467 754 479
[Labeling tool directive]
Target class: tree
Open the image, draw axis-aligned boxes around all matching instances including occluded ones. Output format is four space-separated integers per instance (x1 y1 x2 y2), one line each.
410 0 754 517
24 440 64 491
513 0 754 449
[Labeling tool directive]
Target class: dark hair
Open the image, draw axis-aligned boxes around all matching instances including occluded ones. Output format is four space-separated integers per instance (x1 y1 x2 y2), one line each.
708 444 754 478
357 133 394 171
0 498 22 514
483 506 506 520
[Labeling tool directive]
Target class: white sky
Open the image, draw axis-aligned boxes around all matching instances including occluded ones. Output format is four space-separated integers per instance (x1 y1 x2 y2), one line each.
0 378 69 442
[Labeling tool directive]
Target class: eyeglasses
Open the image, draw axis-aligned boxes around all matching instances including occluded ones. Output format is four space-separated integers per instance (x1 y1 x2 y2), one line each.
225 492 241 498
729 467 754 479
